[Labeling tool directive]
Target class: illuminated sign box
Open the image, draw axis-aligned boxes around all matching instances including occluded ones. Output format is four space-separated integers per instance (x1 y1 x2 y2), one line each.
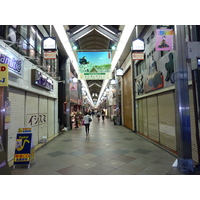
31 69 53 91
43 37 57 50
0 45 23 77
116 68 123 76
132 39 144 52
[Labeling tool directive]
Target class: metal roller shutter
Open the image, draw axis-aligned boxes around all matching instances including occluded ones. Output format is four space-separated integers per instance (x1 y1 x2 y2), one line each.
8 87 25 162
158 91 176 151
147 96 159 142
189 86 198 162
39 96 48 142
47 98 55 137
26 92 39 146
142 98 148 136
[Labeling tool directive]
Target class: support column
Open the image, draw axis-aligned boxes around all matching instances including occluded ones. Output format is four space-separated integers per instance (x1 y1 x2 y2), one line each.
174 25 194 173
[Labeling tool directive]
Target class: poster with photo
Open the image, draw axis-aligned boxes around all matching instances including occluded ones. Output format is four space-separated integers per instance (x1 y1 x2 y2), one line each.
156 29 174 51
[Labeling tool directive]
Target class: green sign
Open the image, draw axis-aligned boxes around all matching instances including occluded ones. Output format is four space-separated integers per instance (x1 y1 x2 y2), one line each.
78 52 112 80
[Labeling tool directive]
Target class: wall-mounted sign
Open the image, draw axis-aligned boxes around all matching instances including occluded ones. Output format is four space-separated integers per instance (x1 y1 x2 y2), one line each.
116 68 123 76
31 69 54 91
43 51 57 59
43 37 56 50
132 52 144 60
132 39 144 52
0 45 23 77
156 29 173 51
0 64 8 87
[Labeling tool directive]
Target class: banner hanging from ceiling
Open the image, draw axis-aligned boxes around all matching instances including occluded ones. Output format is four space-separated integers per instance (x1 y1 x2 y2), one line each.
78 52 112 80
156 29 174 51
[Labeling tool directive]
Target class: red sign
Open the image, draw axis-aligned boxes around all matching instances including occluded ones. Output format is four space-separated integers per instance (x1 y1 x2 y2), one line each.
132 52 144 60
43 51 57 59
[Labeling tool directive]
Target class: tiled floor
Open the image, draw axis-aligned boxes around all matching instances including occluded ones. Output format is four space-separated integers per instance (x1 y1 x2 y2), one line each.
11 116 191 175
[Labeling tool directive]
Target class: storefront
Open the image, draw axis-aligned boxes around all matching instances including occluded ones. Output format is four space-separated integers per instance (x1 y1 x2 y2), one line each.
0 39 59 166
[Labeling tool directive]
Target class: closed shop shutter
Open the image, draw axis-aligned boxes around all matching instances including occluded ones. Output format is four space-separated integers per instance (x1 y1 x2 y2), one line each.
147 96 159 142
8 87 25 162
39 96 48 142
189 86 198 162
123 69 133 130
142 98 148 136
47 98 55 137
138 99 143 133
26 92 39 145
158 91 176 151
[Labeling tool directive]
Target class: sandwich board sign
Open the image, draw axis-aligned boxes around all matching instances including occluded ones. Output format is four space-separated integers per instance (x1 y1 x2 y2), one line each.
13 128 35 169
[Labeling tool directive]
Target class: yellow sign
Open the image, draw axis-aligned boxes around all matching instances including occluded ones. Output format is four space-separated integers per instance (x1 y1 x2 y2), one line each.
0 64 8 87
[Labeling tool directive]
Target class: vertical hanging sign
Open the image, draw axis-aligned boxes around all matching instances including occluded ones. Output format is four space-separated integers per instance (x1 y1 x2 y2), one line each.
13 128 35 169
156 29 174 51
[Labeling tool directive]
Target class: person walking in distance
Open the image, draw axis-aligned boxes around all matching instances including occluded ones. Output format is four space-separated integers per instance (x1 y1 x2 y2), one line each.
97 111 100 122
82 112 92 136
102 110 105 122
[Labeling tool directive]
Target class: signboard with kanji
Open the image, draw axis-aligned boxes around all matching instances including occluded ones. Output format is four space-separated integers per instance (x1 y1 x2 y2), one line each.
13 128 35 169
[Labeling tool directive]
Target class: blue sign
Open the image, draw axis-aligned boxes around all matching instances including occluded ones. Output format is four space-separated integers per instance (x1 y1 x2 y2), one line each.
13 128 34 167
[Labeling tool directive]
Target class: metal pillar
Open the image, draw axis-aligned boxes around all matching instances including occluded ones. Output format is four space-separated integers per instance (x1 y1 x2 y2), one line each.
174 25 194 173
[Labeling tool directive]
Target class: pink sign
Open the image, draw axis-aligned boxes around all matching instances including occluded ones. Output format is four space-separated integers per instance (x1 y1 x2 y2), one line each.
156 29 174 51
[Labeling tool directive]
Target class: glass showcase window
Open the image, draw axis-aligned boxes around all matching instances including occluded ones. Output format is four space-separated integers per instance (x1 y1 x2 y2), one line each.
20 25 28 55
29 26 36 58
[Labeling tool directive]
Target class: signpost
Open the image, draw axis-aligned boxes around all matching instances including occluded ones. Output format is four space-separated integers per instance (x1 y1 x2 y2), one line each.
13 128 35 169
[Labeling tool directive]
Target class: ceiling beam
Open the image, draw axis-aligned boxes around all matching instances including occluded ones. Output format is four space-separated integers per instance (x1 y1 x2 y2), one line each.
95 25 119 42
69 25 95 42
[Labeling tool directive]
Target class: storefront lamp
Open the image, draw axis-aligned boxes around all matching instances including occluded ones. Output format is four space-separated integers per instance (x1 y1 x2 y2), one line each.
72 45 78 50
72 77 78 83
116 68 123 76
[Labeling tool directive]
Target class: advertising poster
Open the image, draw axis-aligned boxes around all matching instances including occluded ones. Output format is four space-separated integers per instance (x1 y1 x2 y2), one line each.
13 128 35 168
78 52 111 80
156 29 174 51
0 64 8 87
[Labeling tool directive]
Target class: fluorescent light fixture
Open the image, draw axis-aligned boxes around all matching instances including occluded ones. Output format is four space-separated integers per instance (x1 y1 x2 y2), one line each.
72 25 88 35
100 25 116 35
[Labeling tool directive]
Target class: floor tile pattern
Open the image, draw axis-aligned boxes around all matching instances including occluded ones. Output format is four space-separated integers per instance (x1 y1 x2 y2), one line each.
11 117 187 175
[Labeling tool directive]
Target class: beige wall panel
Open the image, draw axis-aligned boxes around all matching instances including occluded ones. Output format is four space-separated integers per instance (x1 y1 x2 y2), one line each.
147 96 159 141
123 69 133 130
158 91 176 150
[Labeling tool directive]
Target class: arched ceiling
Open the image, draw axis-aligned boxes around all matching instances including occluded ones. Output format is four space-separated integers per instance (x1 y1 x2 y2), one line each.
66 25 123 103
